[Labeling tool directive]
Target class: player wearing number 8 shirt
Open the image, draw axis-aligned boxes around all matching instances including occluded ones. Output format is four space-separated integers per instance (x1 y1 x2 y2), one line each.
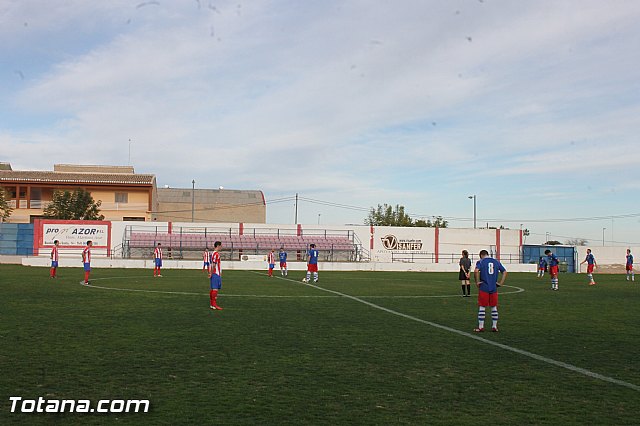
473 249 507 332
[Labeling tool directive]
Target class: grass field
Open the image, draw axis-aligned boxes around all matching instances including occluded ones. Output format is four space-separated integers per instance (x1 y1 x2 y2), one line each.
1 264 639 425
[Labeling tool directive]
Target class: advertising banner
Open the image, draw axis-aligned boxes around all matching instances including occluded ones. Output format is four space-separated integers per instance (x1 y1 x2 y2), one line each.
34 220 112 255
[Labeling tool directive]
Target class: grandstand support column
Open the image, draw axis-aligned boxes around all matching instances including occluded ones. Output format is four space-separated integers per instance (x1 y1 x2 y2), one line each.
434 227 440 263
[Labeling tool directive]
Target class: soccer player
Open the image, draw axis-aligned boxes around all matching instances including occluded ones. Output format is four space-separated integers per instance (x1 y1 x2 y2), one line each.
50 240 59 278
473 249 507 332
202 247 210 273
545 249 560 291
82 240 93 285
208 241 223 310
626 249 634 281
279 248 288 277
537 256 547 278
303 243 319 283
153 242 163 277
267 249 275 277
458 250 471 297
579 248 597 285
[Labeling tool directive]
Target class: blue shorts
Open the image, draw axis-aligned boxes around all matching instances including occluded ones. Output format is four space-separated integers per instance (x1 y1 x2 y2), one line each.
203 262 210 267
210 274 222 290
269 263 275 269
155 258 163 267
83 263 91 272
51 261 58 268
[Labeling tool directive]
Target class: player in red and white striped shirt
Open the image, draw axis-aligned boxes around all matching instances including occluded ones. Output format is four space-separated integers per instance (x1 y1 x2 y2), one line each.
50 240 59 278
153 242 163 277
82 241 93 285
202 247 210 273
208 241 223 310
267 249 276 277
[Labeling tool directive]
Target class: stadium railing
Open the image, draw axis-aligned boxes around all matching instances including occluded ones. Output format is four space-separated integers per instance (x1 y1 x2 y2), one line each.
123 225 364 262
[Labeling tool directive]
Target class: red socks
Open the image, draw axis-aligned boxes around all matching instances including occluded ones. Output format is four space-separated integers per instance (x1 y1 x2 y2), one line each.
50 268 55 278
84 271 90 283
210 289 218 307
268 268 273 277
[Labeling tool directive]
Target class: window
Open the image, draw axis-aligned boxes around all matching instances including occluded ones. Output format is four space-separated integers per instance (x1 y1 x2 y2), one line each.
115 192 128 203
30 188 42 200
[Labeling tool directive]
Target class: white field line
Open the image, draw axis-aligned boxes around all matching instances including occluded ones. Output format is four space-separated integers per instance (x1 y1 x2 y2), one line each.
263 272 640 392
84 276 524 298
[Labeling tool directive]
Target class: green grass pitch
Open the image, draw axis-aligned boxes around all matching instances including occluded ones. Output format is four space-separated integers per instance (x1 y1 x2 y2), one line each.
1 264 639 425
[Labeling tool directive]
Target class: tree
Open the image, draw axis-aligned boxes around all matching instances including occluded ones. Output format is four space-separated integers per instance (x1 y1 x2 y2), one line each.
44 188 104 221
566 238 588 246
544 240 562 246
422 216 448 228
0 187 13 221
366 204 412 226
365 204 448 228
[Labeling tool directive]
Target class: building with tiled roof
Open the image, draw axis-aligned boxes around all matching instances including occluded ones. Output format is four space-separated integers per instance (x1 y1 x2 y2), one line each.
0 163 266 224
0 164 157 223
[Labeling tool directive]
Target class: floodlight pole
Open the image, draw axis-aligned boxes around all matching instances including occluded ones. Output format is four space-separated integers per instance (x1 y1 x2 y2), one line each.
192 180 195 222
295 193 298 224
468 195 476 229
602 227 606 246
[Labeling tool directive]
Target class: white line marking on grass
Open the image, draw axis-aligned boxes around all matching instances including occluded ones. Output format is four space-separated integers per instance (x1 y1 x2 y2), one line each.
265 273 640 392
86 284 339 298
85 276 524 298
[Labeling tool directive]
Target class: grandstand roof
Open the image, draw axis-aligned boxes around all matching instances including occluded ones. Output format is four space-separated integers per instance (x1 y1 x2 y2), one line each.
157 188 265 205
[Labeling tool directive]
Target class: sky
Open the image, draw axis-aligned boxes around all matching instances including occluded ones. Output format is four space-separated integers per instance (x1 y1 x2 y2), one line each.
1 0 640 246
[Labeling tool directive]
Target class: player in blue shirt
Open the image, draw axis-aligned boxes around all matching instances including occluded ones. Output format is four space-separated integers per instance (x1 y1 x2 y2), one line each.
626 249 634 281
279 248 288 277
579 248 597 285
544 249 560 291
537 257 547 278
473 249 507 332
303 244 319 283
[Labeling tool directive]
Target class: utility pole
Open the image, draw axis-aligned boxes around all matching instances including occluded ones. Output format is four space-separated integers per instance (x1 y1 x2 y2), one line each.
191 180 195 222
468 195 477 229
295 193 298 224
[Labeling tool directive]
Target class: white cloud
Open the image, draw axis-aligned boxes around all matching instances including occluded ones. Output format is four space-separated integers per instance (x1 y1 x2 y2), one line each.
2 0 640 241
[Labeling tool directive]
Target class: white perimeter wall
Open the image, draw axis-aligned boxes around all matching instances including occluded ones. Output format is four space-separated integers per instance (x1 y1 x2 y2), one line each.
21 257 537 273
19 221 636 272
111 221 523 264
574 246 639 272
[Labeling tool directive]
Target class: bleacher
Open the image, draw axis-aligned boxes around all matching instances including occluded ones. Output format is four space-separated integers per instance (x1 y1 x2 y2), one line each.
125 230 358 261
